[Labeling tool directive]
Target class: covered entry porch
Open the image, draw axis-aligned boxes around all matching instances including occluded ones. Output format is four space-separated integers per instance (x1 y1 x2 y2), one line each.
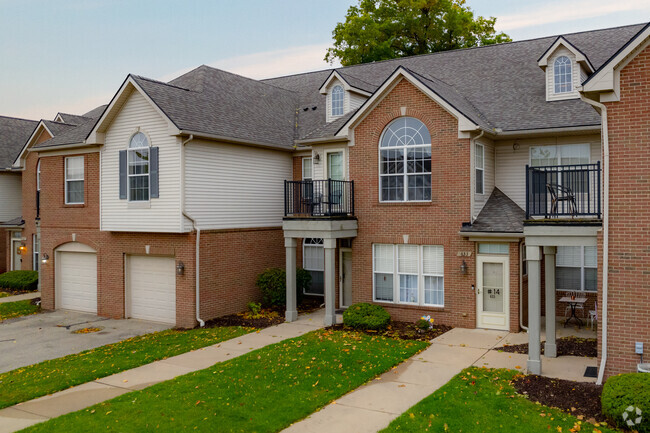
525 225 599 375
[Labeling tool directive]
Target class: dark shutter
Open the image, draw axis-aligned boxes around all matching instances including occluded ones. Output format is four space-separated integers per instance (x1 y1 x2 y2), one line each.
150 146 159 199
119 150 127 199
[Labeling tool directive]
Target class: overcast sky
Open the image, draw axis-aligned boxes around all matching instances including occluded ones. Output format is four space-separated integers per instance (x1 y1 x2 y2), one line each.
1 0 648 120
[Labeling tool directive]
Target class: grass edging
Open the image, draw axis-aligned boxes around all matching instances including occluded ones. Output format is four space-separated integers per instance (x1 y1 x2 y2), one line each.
0 326 252 410
22 329 428 433
0 299 40 322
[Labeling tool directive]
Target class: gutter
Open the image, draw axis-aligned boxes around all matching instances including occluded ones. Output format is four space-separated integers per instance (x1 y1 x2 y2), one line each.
177 129 294 152
181 134 205 327
579 93 609 385
294 135 349 145
519 239 528 331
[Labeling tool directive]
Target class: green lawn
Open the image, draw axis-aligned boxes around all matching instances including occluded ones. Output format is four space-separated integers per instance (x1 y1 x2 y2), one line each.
1 326 251 409
382 367 616 433
22 329 428 433
0 292 11 298
0 299 39 321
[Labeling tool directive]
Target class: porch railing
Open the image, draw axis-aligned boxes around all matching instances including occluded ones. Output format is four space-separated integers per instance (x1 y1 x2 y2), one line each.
525 162 601 219
284 179 354 217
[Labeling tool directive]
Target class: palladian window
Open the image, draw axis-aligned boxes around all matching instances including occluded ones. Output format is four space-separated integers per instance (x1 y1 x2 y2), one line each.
379 117 432 201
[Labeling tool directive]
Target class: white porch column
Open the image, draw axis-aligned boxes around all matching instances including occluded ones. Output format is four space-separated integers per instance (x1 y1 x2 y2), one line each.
323 238 337 326
285 237 298 322
527 245 542 375
544 246 557 358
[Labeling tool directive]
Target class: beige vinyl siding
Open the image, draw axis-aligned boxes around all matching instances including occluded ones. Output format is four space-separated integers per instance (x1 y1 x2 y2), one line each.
0 172 22 222
546 47 581 101
100 90 182 232
310 144 349 181
184 139 292 230
474 139 495 217
494 134 601 209
349 92 367 111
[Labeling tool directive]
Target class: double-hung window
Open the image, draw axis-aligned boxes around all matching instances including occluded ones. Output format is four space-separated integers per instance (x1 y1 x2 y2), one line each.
373 244 444 306
554 56 572 94
380 117 431 202
128 132 150 201
475 143 484 195
303 238 324 295
302 157 312 180
32 234 39 272
556 246 597 292
64 156 84 204
331 85 344 117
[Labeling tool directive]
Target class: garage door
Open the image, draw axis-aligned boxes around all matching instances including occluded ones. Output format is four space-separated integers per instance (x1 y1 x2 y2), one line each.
58 251 97 313
127 256 176 324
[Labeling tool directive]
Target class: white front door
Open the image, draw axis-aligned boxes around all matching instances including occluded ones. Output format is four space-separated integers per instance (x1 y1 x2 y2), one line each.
476 255 510 330
11 238 22 271
339 249 352 308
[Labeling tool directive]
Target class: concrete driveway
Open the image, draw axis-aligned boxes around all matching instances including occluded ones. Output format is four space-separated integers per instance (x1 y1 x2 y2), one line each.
0 310 170 373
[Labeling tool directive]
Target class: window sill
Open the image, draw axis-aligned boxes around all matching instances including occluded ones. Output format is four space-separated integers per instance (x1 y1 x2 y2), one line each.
63 203 85 208
378 201 432 206
373 300 445 312
128 201 151 209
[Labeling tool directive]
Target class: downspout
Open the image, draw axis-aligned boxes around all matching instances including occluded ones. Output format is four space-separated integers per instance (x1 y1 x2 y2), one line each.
181 135 204 327
579 93 609 385
470 129 485 222
519 239 528 331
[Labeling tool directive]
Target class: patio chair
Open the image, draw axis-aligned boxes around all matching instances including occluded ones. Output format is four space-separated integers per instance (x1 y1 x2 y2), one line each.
588 300 598 330
547 183 577 216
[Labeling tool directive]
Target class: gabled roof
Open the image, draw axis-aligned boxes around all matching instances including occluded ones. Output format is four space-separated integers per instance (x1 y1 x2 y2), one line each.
318 70 374 96
537 36 595 73
461 188 525 234
33 105 106 149
54 113 92 126
0 115 38 170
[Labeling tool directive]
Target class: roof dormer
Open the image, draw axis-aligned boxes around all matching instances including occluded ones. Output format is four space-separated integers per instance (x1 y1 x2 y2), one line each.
538 37 595 101
319 70 372 122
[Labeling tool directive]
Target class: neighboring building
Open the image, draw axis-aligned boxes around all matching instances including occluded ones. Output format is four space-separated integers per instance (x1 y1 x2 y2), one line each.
0 115 38 273
8 22 648 381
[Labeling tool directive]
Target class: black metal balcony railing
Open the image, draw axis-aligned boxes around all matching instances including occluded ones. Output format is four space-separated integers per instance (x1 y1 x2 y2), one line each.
284 179 354 217
526 162 601 219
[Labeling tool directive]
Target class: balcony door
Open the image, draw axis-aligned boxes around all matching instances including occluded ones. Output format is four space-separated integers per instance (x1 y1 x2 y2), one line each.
326 151 345 214
476 255 509 330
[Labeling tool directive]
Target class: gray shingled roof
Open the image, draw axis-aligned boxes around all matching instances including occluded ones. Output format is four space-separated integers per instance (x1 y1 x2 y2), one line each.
461 188 525 233
263 23 645 140
42 120 77 137
0 216 24 227
0 116 38 169
34 105 107 149
56 113 91 126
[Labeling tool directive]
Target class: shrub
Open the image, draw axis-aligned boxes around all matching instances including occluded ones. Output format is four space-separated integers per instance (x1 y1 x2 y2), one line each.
0 271 39 292
602 372 650 432
416 318 431 331
247 302 262 317
343 303 391 331
255 268 310 307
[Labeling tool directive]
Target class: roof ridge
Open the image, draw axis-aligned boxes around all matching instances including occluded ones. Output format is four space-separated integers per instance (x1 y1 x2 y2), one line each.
56 112 91 119
335 70 377 88
131 74 192 91
0 115 37 123
194 64 301 95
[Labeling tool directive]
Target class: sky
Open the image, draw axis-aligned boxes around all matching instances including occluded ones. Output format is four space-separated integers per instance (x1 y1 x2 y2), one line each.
1 0 648 120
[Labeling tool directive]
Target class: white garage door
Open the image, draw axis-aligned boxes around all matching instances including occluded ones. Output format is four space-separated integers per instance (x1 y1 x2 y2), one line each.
58 251 97 313
127 256 176 324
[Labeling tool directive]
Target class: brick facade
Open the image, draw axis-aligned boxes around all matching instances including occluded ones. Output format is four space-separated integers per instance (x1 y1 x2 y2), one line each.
600 43 650 377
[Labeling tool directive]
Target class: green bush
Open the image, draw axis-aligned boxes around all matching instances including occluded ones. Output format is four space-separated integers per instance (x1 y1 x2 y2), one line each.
255 268 311 307
343 303 391 331
416 318 431 331
602 372 650 432
247 302 262 317
0 271 39 292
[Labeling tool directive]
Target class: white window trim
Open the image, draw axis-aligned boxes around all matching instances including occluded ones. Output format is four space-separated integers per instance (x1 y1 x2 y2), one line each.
303 238 324 296
553 55 573 94
378 118 432 203
36 160 41 192
302 157 313 180
64 156 84 205
32 234 39 272
325 149 345 180
556 246 597 292
331 85 344 117
128 132 151 202
475 143 484 195
372 244 444 307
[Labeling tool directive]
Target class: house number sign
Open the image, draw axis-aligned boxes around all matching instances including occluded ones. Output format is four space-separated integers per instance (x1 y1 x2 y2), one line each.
457 251 472 257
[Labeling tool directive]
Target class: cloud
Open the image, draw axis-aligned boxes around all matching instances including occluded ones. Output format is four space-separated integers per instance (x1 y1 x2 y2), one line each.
160 43 340 82
496 0 650 31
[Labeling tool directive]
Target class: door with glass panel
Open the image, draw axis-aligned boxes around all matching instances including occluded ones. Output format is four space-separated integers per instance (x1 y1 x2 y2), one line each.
326 151 344 214
340 249 353 308
476 255 509 330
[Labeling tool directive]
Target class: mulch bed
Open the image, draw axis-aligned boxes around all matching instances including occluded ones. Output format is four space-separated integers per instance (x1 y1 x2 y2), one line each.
0 289 39 296
328 321 453 342
512 374 607 423
495 336 597 357
204 299 324 330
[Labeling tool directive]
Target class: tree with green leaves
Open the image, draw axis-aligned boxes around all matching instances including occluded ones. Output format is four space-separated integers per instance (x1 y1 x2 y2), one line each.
325 0 512 66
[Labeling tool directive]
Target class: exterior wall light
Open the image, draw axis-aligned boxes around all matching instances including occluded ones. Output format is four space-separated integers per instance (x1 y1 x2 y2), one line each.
176 261 185 276
460 260 468 275
41 253 50 264
18 245 27 255
313 152 320 163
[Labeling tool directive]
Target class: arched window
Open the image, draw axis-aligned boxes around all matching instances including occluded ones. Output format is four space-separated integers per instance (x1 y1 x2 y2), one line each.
379 117 431 201
554 56 572 94
331 85 344 117
128 132 150 201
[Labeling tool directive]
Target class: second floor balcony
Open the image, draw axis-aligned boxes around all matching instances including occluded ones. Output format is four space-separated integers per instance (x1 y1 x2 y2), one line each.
525 162 601 221
284 179 354 218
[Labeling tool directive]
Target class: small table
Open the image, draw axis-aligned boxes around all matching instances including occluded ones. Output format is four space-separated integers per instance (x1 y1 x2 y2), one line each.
560 296 587 328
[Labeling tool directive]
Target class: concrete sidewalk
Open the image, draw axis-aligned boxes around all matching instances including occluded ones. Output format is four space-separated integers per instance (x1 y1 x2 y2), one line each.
0 292 40 303
283 328 509 433
0 309 328 433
